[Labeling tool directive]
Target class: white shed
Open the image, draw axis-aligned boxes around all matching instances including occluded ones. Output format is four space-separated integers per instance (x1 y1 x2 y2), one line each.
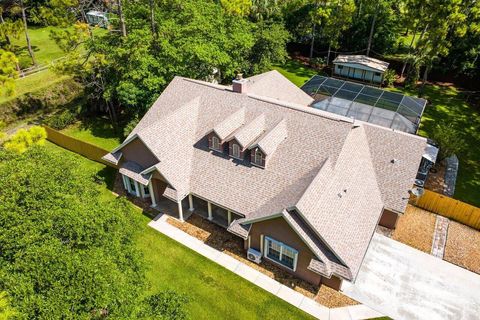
86 11 109 28
332 55 389 85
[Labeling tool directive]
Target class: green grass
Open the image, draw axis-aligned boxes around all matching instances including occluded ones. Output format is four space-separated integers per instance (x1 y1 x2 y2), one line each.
10 26 66 68
273 59 319 87
0 69 70 104
44 141 314 319
61 118 123 151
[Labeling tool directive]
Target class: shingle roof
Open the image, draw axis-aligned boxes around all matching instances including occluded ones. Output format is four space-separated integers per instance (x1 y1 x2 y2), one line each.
212 107 246 141
106 71 426 281
119 161 151 186
250 119 287 156
102 151 122 165
228 113 266 149
246 70 314 105
333 55 389 72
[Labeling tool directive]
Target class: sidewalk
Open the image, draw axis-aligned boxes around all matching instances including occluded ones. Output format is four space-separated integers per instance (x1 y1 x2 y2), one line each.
148 214 383 320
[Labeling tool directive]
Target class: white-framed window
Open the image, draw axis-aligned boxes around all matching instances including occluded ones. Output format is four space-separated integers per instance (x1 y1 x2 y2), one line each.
128 177 137 195
142 184 150 198
253 148 264 166
232 143 241 159
211 135 221 151
264 236 298 271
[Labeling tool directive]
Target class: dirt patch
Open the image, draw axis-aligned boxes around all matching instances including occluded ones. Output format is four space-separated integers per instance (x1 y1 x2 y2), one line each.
392 205 436 253
424 161 447 194
168 214 358 308
444 221 480 274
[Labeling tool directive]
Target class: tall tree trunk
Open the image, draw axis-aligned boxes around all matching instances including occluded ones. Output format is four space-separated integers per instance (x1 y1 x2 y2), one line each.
326 44 331 65
420 65 429 96
401 27 418 78
20 0 37 66
309 22 316 59
0 11 11 45
117 0 127 37
149 0 156 36
366 7 378 56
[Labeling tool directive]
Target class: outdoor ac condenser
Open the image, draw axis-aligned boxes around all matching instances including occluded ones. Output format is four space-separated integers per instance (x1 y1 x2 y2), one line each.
247 248 262 264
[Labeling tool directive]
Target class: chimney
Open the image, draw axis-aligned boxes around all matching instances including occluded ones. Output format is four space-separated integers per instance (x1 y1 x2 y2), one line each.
232 73 248 94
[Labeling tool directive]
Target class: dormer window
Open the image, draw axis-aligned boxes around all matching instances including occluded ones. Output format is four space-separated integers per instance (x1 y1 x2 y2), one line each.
211 135 221 151
251 148 265 167
232 143 241 159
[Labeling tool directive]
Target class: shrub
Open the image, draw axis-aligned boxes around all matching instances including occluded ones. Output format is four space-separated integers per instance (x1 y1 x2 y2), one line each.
382 69 397 87
431 121 466 161
46 109 78 130
123 115 140 138
2 126 47 154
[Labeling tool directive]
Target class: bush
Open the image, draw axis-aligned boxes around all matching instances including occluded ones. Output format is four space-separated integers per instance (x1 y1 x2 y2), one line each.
383 69 397 87
46 109 78 129
2 126 47 154
123 115 140 137
431 121 466 161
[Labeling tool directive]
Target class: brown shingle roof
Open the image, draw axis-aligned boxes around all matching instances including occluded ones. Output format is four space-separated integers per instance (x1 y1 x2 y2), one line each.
106 71 426 281
212 107 246 141
228 113 266 149
250 119 287 156
119 161 151 186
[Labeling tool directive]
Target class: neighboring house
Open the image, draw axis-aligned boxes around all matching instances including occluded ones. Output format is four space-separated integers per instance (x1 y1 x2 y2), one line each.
103 70 428 290
332 55 389 85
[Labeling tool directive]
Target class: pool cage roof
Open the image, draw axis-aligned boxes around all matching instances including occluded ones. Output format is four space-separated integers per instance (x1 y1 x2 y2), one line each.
301 76 427 134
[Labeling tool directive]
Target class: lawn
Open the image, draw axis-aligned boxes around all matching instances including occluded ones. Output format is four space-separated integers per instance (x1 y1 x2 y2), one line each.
276 59 480 207
44 141 314 319
273 59 319 87
61 118 124 151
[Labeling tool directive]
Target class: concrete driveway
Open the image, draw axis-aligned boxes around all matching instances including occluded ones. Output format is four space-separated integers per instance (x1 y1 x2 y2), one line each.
341 233 480 320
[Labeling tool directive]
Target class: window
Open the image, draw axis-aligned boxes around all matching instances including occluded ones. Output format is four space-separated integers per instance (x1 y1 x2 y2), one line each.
211 135 221 151
264 236 298 271
337 65 343 70
252 148 264 167
375 72 381 77
143 184 150 197
128 177 137 195
232 143 241 159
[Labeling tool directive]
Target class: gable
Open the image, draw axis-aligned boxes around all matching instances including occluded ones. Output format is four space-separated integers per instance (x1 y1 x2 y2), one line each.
120 137 158 168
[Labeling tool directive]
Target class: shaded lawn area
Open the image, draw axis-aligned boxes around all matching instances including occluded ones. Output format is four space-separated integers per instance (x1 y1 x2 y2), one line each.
44 142 314 320
273 59 319 87
61 118 124 151
394 85 480 207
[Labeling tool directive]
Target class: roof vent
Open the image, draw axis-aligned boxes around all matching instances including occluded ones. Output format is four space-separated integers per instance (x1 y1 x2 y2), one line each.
233 74 248 94
391 158 399 164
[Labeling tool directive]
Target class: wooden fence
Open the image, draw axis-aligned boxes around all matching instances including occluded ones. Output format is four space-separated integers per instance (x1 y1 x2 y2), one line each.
411 189 480 230
43 126 116 168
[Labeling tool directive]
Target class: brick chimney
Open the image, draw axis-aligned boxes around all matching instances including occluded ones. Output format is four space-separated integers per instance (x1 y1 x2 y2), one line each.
232 73 248 94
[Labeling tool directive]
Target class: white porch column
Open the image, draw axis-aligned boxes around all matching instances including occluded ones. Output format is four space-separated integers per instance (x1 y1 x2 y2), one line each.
188 194 194 211
178 200 184 222
121 174 128 190
228 210 232 225
207 201 213 220
148 182 156 207
133 180 141 197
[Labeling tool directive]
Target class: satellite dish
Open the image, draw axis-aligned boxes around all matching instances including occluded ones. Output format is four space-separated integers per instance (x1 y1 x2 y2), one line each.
410 187 425 197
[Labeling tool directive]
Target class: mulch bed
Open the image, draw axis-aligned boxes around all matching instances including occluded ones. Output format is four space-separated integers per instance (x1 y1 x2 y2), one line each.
168 214 358 308
424 161 447 194
444 221 480 274
392 205 436 253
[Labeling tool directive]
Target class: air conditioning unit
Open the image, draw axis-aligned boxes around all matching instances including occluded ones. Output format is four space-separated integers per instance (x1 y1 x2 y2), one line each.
247 248 262 264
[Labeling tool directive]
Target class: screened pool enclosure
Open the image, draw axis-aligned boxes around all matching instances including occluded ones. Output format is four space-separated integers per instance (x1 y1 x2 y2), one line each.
301 76 427 134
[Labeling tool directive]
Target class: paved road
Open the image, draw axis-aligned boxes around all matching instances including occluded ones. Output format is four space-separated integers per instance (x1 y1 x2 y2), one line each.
341 233 480 320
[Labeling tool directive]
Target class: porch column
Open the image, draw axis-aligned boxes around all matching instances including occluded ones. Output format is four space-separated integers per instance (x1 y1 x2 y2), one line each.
121 174 128 190
178 199 184 222
228 210 232 226
207 201 213 220
188 194 194 211
148 182 156 207
133 180 141 197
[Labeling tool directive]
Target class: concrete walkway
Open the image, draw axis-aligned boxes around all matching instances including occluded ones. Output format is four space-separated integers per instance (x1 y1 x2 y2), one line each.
431 215 449 258
148 214 383 320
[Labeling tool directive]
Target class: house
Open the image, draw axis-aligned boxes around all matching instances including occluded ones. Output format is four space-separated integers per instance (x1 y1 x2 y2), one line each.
102 70 428 290
332 55 389 85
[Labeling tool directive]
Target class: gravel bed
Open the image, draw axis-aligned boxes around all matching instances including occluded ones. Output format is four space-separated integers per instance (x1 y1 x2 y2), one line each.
392 205 436 253
444 221 480 274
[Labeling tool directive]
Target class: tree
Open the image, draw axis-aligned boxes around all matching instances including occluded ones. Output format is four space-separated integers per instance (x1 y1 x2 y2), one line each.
0 146 146 318
220 0 252 16
431 122 466 161
0 49 18 96
0 292 17 320
2 126 46 153
322 0 355 64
